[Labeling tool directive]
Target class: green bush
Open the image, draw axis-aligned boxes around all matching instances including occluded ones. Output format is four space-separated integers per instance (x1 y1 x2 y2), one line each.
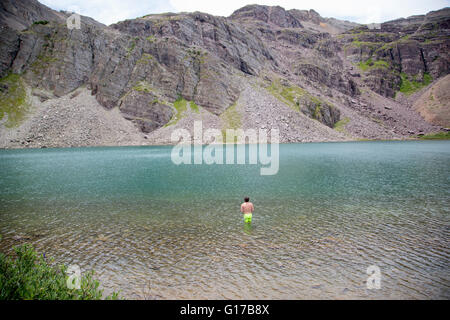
399 72 433 95
33 20 49 25
0 244 120 300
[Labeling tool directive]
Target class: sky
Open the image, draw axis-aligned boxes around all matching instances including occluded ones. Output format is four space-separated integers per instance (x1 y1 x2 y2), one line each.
39 0 450 26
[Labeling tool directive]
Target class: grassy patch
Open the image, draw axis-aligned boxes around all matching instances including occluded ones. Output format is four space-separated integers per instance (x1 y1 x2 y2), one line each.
33 20 49 25
344 40 382 55
349 40 382 49
189 101 199 113
30 54 58 73
357 58 390 72
185 48 207 64
0 73 30 128
132 81 153 93
164 97 201 126
266 79 330 121
418 131 450 140
137 53 153 65
126 38 138 57
220 102 241 141
266 80 306 112
313 105 322 120
165 96 188 126
146 35 156 43
399 72 433 95
334 117 350 133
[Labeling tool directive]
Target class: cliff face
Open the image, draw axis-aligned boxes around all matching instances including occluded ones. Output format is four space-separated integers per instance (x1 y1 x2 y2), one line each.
0 1 449 148
341 8 450 98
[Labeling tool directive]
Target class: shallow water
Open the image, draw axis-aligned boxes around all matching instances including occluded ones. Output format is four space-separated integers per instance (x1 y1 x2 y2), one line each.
0 141 449 299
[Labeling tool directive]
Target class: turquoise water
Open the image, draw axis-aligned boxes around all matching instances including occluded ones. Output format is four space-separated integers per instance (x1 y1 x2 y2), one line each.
0 141 449 299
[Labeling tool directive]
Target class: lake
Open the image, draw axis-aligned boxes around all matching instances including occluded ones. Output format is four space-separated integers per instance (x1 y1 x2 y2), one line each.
0 141 449 299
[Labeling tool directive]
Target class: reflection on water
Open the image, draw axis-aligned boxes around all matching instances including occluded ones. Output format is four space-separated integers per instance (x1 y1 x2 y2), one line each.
0 141 449 299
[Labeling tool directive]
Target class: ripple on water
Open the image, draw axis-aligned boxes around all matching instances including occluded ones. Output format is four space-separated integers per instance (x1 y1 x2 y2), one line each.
0 142 449 299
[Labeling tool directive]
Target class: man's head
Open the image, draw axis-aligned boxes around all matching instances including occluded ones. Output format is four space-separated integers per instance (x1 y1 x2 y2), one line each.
244 197 250 202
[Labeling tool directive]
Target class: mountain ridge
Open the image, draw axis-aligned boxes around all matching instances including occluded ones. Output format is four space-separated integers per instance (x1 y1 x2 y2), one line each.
0 0 448 148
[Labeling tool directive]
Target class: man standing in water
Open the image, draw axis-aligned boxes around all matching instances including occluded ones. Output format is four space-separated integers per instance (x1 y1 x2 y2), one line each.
240 197 254 223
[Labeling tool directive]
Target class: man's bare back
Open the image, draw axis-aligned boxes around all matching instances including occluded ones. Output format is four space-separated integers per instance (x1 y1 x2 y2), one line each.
240 202 254 214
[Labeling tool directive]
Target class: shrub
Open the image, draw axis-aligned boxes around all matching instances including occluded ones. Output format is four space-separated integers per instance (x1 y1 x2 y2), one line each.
33 20 49 25
399 72 433 95
0 244 119 300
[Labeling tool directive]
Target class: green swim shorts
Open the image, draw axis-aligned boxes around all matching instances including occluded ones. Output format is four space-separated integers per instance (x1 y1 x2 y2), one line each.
244 213 252 223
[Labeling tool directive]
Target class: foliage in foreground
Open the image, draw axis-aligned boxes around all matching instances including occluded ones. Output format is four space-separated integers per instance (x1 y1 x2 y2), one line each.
0 244 119 300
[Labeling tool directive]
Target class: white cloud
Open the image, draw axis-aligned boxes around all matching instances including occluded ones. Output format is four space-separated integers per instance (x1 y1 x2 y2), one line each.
39 0 450 25
170 0 450 23
39 0 176 25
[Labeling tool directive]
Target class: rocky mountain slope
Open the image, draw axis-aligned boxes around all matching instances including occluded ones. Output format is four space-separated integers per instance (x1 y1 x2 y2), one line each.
0 0 449 148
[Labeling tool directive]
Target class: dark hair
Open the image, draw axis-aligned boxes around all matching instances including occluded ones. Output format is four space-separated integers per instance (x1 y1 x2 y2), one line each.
244 197 249 202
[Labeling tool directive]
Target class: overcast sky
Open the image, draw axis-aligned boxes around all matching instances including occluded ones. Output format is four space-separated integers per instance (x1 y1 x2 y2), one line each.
39 0 450 26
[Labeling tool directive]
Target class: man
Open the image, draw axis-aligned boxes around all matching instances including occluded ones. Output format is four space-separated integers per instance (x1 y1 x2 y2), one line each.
240 197 254 223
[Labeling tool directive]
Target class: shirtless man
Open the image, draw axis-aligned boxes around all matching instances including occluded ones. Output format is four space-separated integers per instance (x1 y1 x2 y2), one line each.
240 197 254 223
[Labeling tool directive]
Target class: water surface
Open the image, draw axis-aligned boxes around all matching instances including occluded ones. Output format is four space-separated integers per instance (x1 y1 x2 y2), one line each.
0 141 449 299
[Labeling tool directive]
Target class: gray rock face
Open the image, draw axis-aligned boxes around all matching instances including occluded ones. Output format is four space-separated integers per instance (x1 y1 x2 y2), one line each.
294 63 359 97
230 5 304 28
111 12 274 76
12 22 97 96
119 90 173 133
0 0 64 31
342 8 450 97
300 96 341 128
0 25 19 78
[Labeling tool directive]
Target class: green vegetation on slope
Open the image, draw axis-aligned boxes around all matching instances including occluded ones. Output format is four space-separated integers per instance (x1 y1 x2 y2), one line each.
333 117 350 133
266 79 336 123
137 53 154 65
345 40 383 53
266 79 307 112
30 54 58 74
399 72 433 95
164 96 202 127
185 48 208 64
132 81 153 93
0 73 30 128
189 101 199 114
0 244 120 300
33 20 49 25
166 96 188 126
126 37 139 57
418 131 450 140
357 58 390 72
220 102 241 142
